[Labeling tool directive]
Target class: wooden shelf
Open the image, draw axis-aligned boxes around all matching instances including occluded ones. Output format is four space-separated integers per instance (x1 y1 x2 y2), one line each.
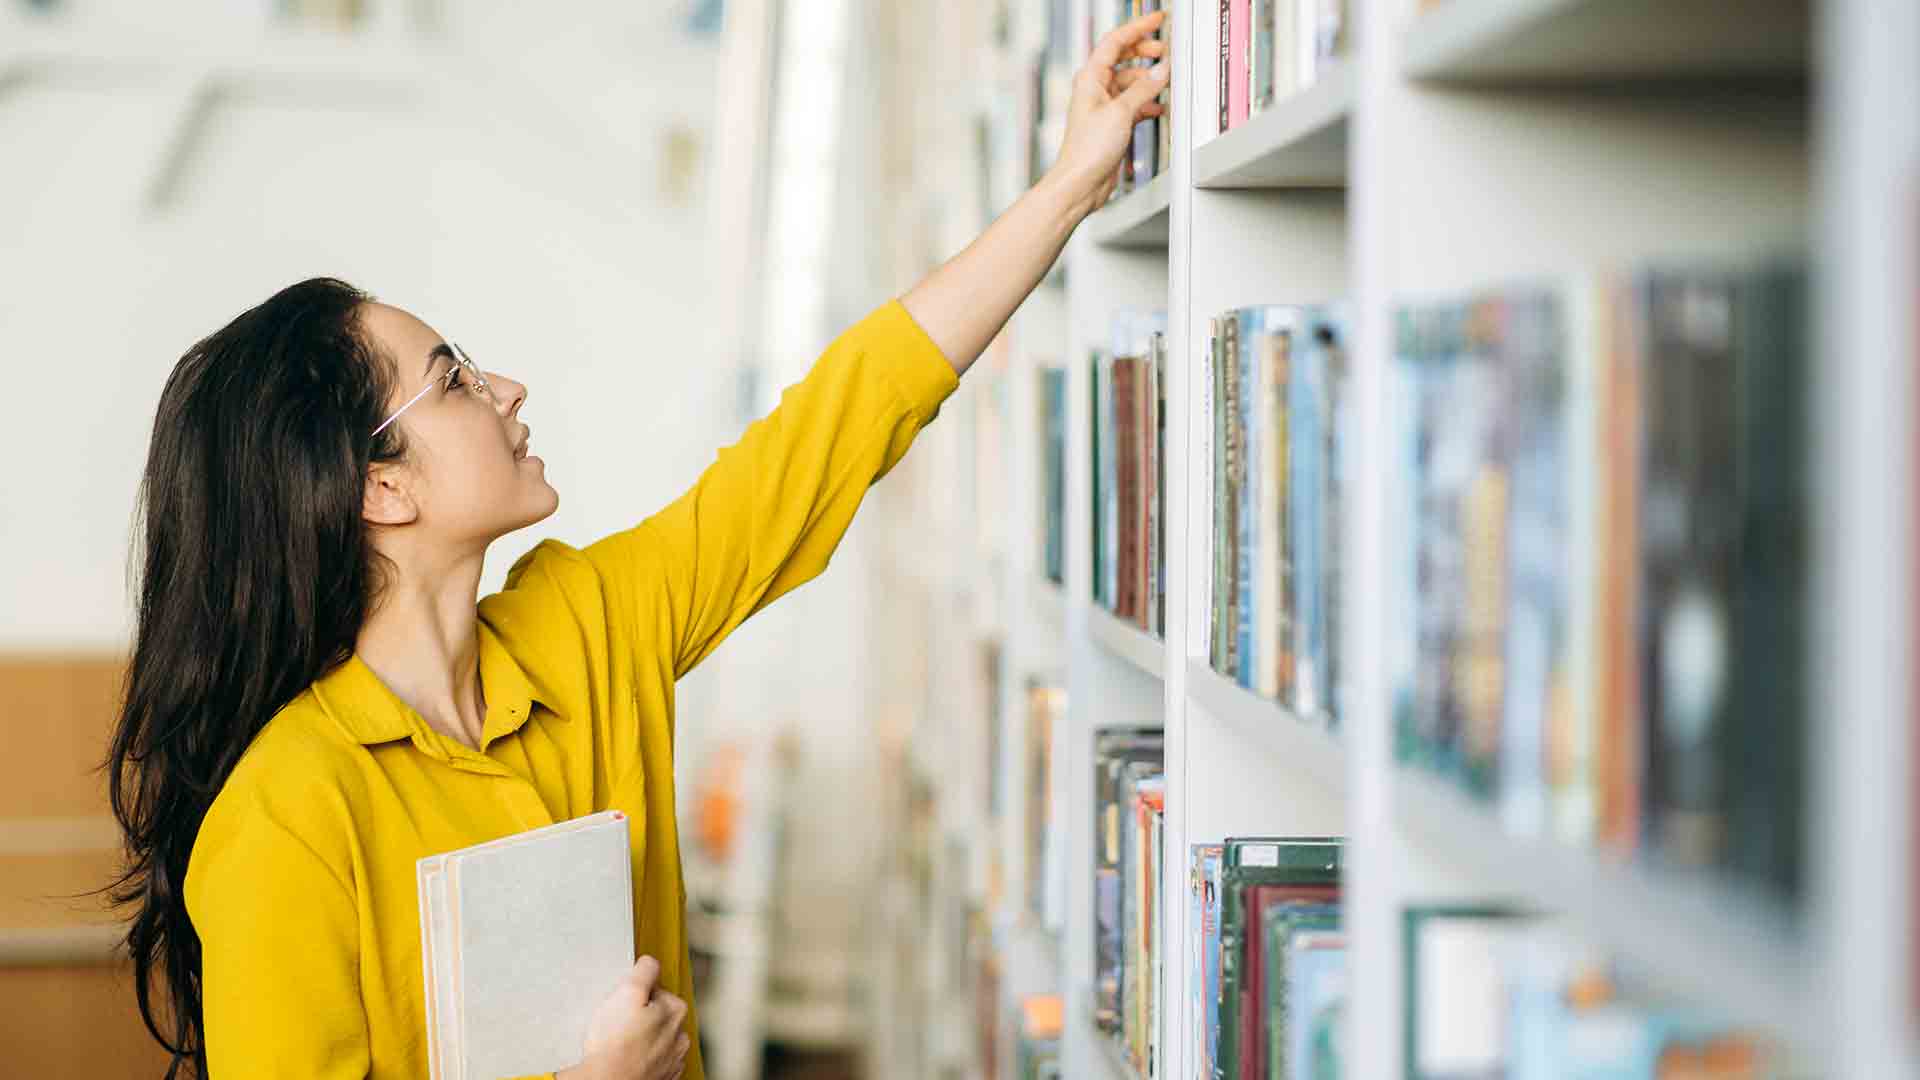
1195 62 1353 189
1185 661 1344 793
1403 0 1810 86
1087 605 1165 680
1392 765 1815 1058
1084 171 1171 249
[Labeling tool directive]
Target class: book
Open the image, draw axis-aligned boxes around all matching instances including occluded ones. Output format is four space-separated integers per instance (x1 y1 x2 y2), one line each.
1095 730 1165 1034
416 810 635 1080
1253 902 1340 1079
1276 927 1347 1080
1041 366 1068 585
1407 909 1774 1079
1215 838 1341 1080
1190 844 1227 1079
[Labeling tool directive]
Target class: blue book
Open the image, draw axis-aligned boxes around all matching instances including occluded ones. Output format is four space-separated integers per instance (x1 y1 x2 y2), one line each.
1284 931 1348 1080
1291 311 1327 719
1235 308 1260 688
1191 844 1225 1078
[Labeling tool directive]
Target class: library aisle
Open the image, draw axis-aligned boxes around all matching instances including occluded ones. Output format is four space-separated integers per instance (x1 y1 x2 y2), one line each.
2 0 1914 1078
858 0 1919 1078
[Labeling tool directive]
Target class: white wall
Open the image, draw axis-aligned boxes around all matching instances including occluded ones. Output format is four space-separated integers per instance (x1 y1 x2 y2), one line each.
0 0 728 648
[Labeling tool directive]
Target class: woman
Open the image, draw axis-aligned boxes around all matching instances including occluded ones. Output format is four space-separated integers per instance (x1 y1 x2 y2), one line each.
102 13 1167 1080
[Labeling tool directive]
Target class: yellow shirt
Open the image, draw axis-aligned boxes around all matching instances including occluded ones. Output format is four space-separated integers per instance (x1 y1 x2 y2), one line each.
183 300 957 1080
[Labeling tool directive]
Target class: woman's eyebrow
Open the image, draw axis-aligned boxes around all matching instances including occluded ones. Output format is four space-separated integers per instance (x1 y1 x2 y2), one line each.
423 343 455 378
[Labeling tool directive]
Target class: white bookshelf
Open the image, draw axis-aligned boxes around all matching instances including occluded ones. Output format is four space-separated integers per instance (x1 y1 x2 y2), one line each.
1086 606 1166 681
1193 59 1352 188
885 0 1917 1076
1085 171 1174 249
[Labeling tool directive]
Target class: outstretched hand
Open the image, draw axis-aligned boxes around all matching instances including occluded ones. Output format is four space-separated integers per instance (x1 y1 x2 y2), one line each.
1048 9 1171 221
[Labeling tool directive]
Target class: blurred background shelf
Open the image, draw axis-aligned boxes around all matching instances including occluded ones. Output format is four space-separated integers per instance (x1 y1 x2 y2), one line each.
1032 578 1067 628
1393 764 1814 1059
1402 0 1811 85
1195 61 1352 189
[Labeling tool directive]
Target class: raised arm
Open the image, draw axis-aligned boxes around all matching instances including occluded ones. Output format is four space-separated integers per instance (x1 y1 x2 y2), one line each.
564 11 1172 682
902 9 1170 374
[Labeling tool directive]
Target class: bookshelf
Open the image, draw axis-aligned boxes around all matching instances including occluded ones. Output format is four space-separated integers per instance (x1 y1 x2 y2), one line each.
1192 59 1352 189
1085 171 1174 248
881 0 1918 1076
1088 604 1167 681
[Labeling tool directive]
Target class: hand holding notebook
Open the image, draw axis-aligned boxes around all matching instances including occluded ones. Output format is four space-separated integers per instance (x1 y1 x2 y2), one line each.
417 810 688 1080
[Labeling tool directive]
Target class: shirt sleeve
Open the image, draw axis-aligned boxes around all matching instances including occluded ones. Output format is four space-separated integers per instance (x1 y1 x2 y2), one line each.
583 298 959 679
188 799 369 1079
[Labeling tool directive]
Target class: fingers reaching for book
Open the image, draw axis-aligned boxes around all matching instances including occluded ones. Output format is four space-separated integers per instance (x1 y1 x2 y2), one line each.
1084 9 1167 78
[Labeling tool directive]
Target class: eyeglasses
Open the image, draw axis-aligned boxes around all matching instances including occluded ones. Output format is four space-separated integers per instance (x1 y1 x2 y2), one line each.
372 344 490 437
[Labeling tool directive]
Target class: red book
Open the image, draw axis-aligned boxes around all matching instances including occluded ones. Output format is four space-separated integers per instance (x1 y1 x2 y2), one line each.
1228 0 1251 130
1238 883 1339 1080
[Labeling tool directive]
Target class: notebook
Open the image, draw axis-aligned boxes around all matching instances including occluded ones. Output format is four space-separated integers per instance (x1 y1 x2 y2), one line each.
417 810 636 1080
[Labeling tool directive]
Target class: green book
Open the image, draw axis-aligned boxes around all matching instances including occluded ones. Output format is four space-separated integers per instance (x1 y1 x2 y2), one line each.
1269 922 1345 1080
1216 839 1342 1080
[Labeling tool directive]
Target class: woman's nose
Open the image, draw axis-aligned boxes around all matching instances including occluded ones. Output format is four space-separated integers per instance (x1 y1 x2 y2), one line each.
489 372 527 415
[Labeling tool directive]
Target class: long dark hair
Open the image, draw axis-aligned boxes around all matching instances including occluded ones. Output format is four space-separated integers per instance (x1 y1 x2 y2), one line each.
99 277 407 1077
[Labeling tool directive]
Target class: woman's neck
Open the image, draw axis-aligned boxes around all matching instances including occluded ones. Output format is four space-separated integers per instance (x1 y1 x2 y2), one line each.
354 554 489 750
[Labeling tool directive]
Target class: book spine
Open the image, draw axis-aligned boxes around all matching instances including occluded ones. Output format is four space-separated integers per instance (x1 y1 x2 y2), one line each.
1496 287 1566 839
1292 317 1322 717
1596 277 1643 854
1236 309 1257 687
1223 313 1245 679
1272 321 1295 703
1726 262 1807 898
1218 0 1232 135
1210 320 1226 671
1250 0 1272 115
1228 0 1250 130
1640 270 1738 870
1556 277 1602 844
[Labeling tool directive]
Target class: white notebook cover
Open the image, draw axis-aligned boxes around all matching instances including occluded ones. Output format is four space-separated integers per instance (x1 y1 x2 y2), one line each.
416 810 635 1080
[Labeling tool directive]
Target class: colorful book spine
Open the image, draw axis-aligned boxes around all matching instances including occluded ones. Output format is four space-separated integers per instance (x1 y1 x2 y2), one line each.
1227 0 1251 130
1495 288 1566 838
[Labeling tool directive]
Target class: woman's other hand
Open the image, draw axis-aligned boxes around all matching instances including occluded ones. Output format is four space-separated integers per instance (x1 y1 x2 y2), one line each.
1048 9 1171 221
561 955 693 1080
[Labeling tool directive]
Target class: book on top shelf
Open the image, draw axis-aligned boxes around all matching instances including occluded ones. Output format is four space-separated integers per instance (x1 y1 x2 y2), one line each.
1217 0 1351 136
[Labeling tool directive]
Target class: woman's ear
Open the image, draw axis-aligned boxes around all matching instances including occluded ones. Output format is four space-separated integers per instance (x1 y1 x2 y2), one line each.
363 462 420 527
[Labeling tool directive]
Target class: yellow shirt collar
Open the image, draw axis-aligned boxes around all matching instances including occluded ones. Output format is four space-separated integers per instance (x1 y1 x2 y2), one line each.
313 620 556 747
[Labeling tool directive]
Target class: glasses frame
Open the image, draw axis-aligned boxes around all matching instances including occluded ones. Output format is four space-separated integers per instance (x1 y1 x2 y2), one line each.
371 344 490 438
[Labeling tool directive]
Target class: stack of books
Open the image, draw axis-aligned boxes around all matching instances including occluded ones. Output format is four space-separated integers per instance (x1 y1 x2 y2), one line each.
1405 907 1772 1078
1205 305 1349 724
1189 838 1345 1080
1215 0 1350 136
1391 259 1807 903
1092 730 1166 1075
1092 312 1170 636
